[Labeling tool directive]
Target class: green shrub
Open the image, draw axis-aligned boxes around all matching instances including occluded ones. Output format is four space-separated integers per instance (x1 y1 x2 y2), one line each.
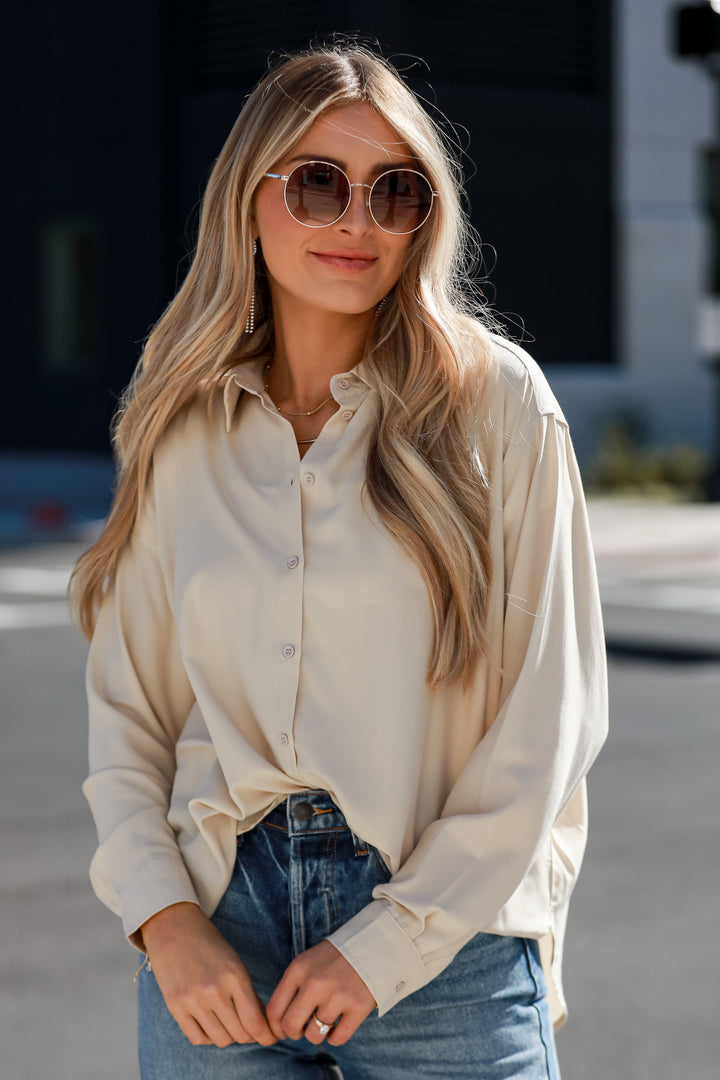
585 420 708 499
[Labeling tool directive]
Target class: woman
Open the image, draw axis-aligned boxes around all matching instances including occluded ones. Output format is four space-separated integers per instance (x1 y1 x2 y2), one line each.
72 44 608 1079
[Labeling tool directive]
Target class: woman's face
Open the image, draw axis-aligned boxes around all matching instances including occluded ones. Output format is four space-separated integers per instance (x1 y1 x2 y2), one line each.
252 103 417 320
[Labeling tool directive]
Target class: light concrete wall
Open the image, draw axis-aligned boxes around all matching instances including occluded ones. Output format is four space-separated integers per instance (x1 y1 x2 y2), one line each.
544 0 717 466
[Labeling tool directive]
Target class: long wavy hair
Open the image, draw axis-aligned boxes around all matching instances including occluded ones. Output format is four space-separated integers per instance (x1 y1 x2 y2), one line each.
70 44 500 689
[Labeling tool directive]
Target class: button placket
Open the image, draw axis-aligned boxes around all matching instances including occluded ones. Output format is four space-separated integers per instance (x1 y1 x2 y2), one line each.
274 465 304 769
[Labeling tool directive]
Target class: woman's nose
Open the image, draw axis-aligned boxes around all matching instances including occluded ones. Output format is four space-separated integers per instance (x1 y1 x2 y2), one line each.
337 183 374 233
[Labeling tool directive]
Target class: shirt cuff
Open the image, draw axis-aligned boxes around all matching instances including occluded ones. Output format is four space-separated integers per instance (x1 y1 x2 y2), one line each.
90 851 201 950
327 900 429 1016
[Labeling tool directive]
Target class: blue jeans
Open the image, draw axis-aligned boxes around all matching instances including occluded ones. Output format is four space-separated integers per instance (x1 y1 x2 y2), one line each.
138 791 560 1079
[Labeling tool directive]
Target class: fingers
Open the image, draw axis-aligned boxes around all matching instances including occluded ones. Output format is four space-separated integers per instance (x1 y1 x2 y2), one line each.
235 988 279 1047
142 906 277 1049
206 978 278 1047
186 1008 240 1049
266 943 376 1045
303 1010 342 1047
169 986 257 1048
303 1004 367 1047
161 966 276 1048
276 992 343 1044
265 968 301 1040
326 1012 359 1047
177 1014 214 1047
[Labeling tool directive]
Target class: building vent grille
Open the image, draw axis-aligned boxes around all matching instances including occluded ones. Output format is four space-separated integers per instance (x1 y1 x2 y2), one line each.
184 0 603 95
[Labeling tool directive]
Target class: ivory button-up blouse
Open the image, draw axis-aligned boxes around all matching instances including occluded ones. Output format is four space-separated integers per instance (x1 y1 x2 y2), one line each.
83 336 608 1025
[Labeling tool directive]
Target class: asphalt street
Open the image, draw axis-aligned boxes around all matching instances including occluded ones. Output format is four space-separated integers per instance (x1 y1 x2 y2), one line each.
1 500 719 1079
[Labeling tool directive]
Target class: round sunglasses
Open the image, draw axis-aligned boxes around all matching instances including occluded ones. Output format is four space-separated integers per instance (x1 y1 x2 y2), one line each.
264 160 438 235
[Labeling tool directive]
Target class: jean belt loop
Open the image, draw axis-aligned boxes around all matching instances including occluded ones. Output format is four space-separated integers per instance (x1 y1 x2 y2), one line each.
351 830 369 857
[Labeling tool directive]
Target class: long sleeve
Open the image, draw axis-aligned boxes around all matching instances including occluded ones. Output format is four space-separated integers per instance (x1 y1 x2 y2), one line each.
80 350 607 1018
82 482 200 942
328 407 608 1016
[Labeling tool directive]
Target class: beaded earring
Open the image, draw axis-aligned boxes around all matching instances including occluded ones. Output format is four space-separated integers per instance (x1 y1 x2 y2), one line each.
244 238 257 335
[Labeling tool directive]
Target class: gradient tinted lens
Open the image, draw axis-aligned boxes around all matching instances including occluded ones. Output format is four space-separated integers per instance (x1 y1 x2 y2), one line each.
370 170 434 234
284 162 349 225
283 162 434 233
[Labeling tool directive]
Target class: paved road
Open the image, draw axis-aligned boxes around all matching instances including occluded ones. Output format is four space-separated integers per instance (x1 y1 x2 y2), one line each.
0 543 137 1080
1 513 718 1078
558 654 720 1079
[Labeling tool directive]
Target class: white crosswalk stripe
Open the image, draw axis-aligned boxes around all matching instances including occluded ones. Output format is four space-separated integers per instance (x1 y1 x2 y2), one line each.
0 566 72 595
0 565 73 629
0 601 71 629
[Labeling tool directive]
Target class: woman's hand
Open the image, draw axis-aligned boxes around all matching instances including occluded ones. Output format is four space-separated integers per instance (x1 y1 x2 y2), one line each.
141 902 277 1048
266 940 376 1046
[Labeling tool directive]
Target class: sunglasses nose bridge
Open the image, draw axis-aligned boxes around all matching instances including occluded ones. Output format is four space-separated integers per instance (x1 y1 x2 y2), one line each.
348 181 374 212
339 181 375 229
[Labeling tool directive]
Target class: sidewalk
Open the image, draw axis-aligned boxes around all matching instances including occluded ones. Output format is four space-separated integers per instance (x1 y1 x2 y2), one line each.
588 498 720 579
587 497 720 656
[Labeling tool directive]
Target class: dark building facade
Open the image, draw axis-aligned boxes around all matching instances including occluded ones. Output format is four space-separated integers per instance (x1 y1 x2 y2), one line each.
3 0 613 453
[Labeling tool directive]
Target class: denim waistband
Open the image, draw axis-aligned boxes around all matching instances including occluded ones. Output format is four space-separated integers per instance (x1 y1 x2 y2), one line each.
261 791 369 853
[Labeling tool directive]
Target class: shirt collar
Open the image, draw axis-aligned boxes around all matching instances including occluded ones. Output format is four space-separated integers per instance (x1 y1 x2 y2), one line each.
222 357 373 433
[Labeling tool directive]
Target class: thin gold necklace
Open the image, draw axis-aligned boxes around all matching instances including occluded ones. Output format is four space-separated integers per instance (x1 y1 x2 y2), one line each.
263 361 334 417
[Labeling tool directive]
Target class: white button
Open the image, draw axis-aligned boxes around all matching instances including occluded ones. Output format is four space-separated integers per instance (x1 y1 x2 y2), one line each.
286 556 299 570
395 981 406 994
279 733 289 746
282 644 296 658
337 378 350 390
302 472 315 487
341 410 354 421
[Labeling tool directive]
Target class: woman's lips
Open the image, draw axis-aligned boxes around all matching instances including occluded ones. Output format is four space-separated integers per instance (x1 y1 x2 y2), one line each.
310 251 378 271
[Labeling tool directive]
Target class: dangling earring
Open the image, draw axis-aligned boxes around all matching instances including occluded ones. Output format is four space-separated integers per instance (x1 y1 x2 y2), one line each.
245 238 257 335
374 294 389 317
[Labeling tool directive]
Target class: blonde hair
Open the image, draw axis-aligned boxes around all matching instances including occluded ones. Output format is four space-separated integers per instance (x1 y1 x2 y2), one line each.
70 44 499 689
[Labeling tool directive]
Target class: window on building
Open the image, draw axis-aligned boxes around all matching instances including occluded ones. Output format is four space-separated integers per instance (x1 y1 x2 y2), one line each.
40 218 102 372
